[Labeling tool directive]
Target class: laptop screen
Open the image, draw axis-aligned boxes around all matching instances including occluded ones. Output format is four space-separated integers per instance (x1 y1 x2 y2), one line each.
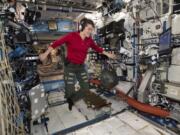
159 28 171 55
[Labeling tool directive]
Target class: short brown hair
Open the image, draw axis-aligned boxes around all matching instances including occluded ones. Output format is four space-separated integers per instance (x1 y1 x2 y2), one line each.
7 0 16 3
80 18 95 31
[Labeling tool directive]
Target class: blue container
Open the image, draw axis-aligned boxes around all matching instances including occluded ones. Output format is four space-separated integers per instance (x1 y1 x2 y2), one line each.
8 46 27 60
31 19 76 33
57 19 76 32
31 21 49 32
41 80 65 92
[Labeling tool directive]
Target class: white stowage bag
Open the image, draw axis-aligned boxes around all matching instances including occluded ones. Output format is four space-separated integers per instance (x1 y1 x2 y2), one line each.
168 65 180 84
172 14 180 35
171 48 180 66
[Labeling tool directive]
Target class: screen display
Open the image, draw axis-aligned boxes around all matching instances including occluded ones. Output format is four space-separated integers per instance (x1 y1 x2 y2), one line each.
159 28 171 54
0 48 3 61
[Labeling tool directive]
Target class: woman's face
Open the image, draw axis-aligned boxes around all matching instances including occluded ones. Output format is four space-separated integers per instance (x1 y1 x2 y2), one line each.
83 24 94 38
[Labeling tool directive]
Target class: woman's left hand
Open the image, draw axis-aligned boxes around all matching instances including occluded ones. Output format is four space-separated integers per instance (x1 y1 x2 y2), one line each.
103 51 117 59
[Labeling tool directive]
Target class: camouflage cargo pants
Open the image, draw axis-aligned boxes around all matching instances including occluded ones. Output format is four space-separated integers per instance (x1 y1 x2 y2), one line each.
64 62 89 102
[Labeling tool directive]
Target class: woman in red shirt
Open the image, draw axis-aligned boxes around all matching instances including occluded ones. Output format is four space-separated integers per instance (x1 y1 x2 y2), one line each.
39 18 116 110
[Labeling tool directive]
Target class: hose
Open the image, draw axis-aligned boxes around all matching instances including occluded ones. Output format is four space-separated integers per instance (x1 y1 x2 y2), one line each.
89 79 170 117
116 88 170 117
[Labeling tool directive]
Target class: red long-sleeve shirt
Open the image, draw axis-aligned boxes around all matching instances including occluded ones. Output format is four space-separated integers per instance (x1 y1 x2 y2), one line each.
50 32 103 64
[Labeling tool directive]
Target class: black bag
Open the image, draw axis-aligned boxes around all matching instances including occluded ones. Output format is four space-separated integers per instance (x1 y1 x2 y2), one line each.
100 69 118 90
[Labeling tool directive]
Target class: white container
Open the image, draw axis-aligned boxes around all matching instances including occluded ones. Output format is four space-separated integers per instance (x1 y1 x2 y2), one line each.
168 65 180 84
165 83 180 101
172 14 180 35
171 48 180 66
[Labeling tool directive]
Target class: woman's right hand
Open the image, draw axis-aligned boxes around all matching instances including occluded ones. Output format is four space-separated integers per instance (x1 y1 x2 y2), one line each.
39 53 47 62
39 46 54 62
